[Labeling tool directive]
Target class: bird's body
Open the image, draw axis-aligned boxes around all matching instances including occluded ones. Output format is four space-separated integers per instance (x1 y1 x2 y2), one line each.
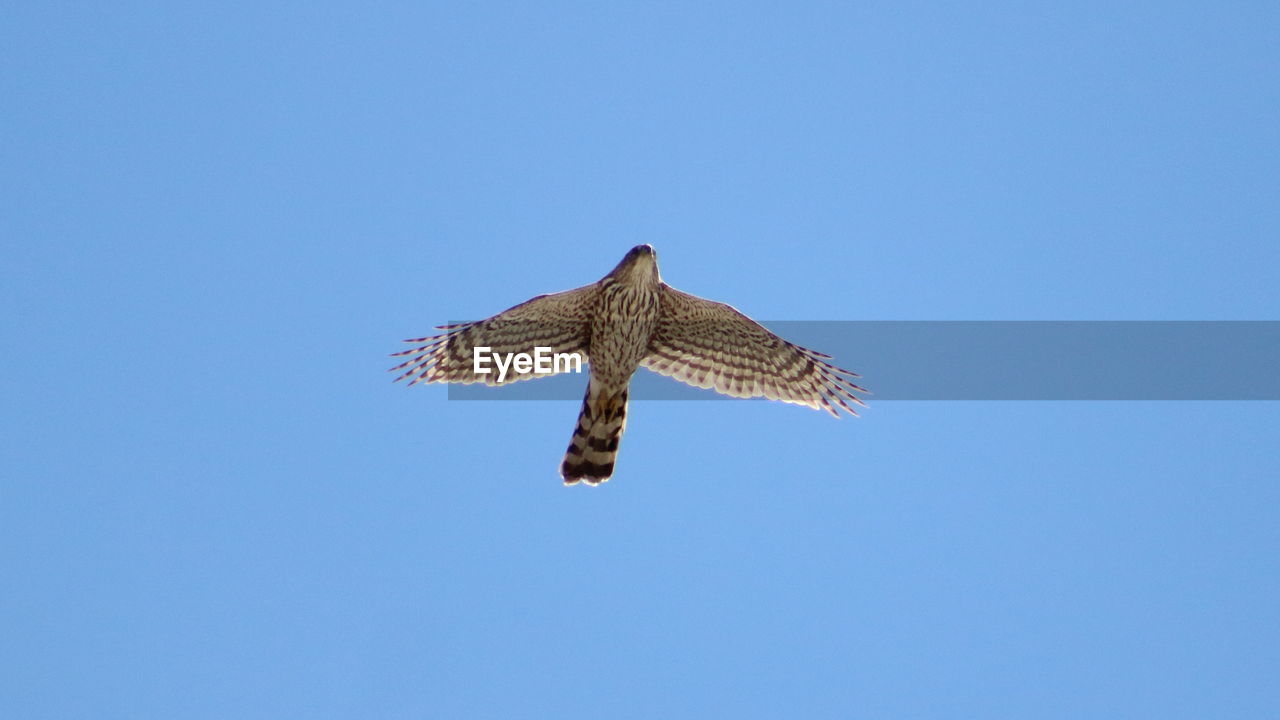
392 245 865 485
562 247 663 481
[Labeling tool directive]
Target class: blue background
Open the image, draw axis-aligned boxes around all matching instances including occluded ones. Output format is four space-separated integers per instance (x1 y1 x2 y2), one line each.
3 2 1278 717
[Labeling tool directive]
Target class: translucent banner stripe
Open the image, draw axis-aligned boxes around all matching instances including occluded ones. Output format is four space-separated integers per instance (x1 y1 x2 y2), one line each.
443 321 1280 401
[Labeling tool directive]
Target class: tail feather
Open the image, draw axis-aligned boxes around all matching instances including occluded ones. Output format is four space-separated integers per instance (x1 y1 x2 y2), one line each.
561 381 628 485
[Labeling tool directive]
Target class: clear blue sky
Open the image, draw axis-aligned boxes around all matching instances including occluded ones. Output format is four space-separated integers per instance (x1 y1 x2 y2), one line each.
3 3 1278 718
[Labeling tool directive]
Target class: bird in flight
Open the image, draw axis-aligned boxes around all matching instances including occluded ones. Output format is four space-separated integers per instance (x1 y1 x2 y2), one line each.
391 245 866 485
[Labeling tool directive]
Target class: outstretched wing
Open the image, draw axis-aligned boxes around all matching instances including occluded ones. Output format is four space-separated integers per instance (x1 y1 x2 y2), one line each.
391 284 597 386
641 285 867 416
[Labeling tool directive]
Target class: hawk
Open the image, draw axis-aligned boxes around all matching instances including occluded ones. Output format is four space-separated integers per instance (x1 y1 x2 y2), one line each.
391 245 866 485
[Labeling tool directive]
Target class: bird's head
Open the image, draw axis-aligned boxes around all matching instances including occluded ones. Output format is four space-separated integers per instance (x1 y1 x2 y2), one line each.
608 244 661 286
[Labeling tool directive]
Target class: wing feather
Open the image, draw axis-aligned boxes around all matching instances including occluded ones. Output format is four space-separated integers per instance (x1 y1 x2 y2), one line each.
391 284 597 386
642 285 867 416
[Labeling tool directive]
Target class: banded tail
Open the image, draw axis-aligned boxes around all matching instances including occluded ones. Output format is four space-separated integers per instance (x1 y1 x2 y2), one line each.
561 380 629 485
